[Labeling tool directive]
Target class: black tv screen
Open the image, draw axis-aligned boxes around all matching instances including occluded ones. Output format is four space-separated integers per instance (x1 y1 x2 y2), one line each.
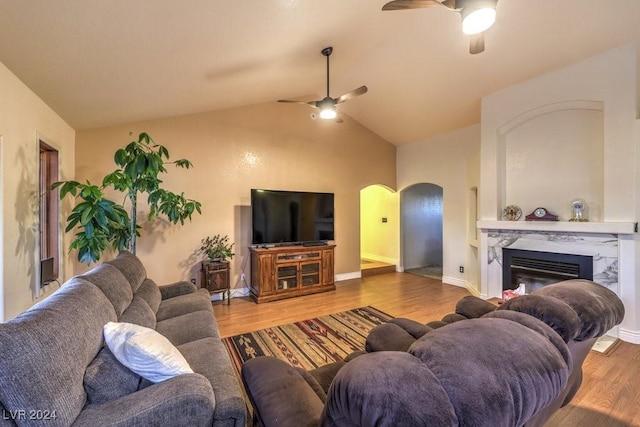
251 189 334 245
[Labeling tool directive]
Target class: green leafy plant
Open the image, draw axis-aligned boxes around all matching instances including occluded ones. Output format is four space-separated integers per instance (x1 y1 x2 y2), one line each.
198 235 235 262
54 132 202 264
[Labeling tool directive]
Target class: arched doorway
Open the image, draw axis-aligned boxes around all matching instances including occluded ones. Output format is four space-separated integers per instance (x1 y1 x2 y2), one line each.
360 185 399 276
401 183 443 279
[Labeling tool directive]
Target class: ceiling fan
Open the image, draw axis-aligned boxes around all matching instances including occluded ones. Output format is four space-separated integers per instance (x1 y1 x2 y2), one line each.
278 46 367 121
381 0 498 54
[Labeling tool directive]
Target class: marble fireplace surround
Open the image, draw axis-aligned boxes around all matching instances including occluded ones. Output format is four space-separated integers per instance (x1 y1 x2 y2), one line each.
477 221 636 303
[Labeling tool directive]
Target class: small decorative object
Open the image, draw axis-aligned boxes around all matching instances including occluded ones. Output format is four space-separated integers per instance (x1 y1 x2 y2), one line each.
502 205 522 221
569 199 589 222
502 283 526 301
525 207 559 221
198 235 235 262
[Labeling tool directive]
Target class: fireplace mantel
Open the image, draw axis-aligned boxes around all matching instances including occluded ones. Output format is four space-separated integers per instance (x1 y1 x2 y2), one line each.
477 220 636 235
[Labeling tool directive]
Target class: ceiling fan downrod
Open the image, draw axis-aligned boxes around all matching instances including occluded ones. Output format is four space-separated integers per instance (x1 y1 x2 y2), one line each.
322 47 333 98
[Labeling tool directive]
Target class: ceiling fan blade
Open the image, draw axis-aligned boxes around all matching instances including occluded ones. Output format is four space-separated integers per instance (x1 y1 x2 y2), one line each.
382 0 443 11
278 99 318 107
335 86 368 104
469 32 485 54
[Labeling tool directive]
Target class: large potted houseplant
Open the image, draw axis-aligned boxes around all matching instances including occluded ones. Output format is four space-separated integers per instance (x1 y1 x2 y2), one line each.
54 132 202 264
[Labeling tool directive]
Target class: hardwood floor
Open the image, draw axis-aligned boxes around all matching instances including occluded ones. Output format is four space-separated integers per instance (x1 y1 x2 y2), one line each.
212 272 640 426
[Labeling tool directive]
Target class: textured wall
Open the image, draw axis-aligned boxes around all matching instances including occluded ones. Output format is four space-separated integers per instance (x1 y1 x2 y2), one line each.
75 102 396 290
0 62 75 321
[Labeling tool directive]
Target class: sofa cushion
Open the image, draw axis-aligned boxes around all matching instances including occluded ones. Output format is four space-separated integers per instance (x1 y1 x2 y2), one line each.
156 310 219 346
119 296 157 329
535 279 625 341
409 318 570 426
323 351 458 426
105 250 147 293
177 337 247 423
497 294 581 343
390 317 433 339
104 322 194 383
79 263 133 317
156 289 213 321
135 278 162 313
365 322 418 353
455 295 497 318
482 310 572 369
0 278 116 426
84 346 142 404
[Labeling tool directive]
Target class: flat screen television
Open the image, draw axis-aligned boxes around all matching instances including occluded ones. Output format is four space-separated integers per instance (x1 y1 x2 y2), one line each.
251 189 334 246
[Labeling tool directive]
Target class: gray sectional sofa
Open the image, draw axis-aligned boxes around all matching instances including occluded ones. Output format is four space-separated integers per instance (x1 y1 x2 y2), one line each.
0 251 246 427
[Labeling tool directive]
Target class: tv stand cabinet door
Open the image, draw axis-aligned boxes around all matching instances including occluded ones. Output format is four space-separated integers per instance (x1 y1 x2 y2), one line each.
322 249 334 285
251 253 275 299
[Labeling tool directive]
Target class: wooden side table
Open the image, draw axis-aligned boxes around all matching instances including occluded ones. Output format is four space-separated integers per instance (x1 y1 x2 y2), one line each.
201 260 231 305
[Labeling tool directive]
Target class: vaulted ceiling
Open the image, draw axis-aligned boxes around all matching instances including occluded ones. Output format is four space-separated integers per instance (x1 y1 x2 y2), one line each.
1 0 639 145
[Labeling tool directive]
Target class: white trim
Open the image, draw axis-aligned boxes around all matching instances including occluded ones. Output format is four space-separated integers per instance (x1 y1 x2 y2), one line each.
442 276 466 288
35 132 63 300
496 100 604 137
361 253 399 266
619 328 640 345
466 284 481 297
477 220 636 235
336 271 361 281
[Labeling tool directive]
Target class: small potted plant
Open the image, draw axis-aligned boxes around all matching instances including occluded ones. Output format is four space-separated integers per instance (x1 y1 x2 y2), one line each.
198 234 235 262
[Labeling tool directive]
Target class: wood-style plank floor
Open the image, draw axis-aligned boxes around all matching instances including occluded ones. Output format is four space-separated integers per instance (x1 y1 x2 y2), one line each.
212 272 640 426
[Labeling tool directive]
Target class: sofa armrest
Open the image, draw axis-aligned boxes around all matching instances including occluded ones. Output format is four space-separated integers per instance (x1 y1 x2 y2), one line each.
159 281 198 300
365 322 421 353
241 357 324 427
72 373 215 426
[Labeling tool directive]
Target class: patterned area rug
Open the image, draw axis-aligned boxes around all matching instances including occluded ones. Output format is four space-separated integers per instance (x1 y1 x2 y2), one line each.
222 306 393 374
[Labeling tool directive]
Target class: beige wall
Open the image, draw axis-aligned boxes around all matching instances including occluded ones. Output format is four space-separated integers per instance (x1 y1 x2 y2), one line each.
0 62 76 321
396 124 480 289
360 185 399 264
75 102 396 290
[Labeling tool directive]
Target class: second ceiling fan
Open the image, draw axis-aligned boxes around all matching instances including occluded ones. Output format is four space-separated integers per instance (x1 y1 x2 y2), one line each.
278 46 367 121
382 0 499 54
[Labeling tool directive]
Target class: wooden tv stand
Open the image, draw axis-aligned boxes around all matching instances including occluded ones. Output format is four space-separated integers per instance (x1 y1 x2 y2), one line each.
250 244 335 303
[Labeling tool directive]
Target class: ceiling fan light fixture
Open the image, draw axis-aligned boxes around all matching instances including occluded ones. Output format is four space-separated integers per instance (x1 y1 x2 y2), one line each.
461 0 497 35
319 107 337 120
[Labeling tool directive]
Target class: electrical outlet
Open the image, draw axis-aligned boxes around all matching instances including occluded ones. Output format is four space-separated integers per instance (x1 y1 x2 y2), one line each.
459 266 464 273
190 278 196 284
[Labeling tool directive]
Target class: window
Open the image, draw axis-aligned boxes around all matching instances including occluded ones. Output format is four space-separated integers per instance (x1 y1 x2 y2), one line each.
39 140 59 279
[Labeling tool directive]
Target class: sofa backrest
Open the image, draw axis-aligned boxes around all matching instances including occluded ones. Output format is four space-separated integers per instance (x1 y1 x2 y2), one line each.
0 278 116 426
535 279 625 340
79 263 133 317
104 250 147 293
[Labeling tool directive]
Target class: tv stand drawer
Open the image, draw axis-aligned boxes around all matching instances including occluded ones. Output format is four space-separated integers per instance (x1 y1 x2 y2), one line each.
277 252 320 261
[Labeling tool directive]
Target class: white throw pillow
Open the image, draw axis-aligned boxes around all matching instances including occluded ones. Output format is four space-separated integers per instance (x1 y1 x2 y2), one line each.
103 321 194 383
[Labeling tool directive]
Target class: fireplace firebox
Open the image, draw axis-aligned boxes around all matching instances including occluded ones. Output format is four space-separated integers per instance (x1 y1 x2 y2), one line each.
502 248 593 294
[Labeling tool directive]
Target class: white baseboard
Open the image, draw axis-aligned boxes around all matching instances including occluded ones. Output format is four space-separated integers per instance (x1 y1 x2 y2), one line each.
336 271 361 282
361 253 399 265
442 277 482 298
442 276 466 288
619 327 640 344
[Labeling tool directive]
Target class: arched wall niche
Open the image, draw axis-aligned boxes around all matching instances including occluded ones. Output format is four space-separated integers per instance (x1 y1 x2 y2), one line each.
495 100 604 221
